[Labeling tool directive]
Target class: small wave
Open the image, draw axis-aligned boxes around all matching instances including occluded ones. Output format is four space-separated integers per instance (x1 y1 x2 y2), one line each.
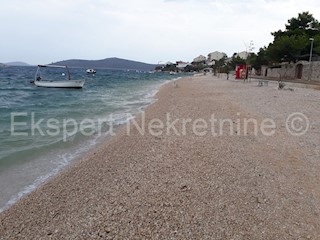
0 86 36 91
112 112 135 125
0 136 100 213
0 155 69 213
171 76 182 81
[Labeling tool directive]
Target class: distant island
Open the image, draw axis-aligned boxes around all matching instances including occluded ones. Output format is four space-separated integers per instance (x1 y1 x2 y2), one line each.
1 58 158 71
51 57 158 71
5 61 31 66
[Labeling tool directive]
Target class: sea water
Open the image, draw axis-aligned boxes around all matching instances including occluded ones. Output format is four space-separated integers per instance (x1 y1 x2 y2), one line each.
0 66 180 212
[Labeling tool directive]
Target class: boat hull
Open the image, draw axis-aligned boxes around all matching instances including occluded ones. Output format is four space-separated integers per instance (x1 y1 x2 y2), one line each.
86 69 96 74
34 80 85 88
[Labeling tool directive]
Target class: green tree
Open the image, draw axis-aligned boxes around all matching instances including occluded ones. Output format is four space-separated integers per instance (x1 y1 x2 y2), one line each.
230 55 246 69
251 47 269 69
267 12 320 63
267 34 309 63
212 56 227 74
313 35 320 55
272 12 320 39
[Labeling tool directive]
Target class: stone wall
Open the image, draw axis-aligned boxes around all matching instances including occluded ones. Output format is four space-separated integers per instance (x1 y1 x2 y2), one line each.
310 61 320 80
261 61 320 82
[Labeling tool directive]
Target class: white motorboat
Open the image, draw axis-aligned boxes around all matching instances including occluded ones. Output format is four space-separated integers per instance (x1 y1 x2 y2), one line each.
86 68 96 74
34 65 85 88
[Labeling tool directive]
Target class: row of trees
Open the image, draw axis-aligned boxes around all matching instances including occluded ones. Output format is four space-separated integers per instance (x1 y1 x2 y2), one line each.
156 55 247 74
215 12 320 74
251 12 320 69
157 12 320 74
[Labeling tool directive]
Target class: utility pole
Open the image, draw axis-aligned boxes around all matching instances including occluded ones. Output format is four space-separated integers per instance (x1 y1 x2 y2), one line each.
308 38 314 81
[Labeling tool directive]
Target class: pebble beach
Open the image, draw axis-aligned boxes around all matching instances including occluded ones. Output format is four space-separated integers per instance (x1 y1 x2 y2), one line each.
1 75 320 239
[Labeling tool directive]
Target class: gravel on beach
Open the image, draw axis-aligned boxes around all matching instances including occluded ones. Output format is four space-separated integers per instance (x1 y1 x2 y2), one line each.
1 75 320 239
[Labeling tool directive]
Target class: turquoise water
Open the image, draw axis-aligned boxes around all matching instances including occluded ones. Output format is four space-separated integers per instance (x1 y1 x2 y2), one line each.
0 66 179 211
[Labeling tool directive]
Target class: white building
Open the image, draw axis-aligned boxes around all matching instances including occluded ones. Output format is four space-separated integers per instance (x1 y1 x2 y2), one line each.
234 51 251 60
193 55 207 63
176 61 190 69
207 51 227 62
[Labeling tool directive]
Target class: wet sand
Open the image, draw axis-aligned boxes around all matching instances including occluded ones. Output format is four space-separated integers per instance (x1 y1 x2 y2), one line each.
1 75 320 239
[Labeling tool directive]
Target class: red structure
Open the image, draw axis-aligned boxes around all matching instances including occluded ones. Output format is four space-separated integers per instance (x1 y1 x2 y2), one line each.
235 64 247 79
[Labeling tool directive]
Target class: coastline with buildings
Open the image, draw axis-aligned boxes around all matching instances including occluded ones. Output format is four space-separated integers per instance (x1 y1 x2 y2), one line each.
156 49 320 83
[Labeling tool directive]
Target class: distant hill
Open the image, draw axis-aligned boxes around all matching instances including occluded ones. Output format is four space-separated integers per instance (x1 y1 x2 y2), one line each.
51 57 158 71
5 61 31 66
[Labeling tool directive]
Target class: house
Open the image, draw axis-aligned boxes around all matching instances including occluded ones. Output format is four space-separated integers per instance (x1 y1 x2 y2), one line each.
193 55 207 63
207 51 227 62
176 61 191 70
164 61 174 66
207 61 215 66
234 51 251 60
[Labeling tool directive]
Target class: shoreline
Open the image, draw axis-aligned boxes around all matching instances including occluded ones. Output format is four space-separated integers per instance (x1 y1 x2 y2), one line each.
1 75 320 238
0 75 174 213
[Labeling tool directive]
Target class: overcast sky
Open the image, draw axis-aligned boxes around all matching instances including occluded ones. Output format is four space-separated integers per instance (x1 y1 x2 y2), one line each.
1 0 320 64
